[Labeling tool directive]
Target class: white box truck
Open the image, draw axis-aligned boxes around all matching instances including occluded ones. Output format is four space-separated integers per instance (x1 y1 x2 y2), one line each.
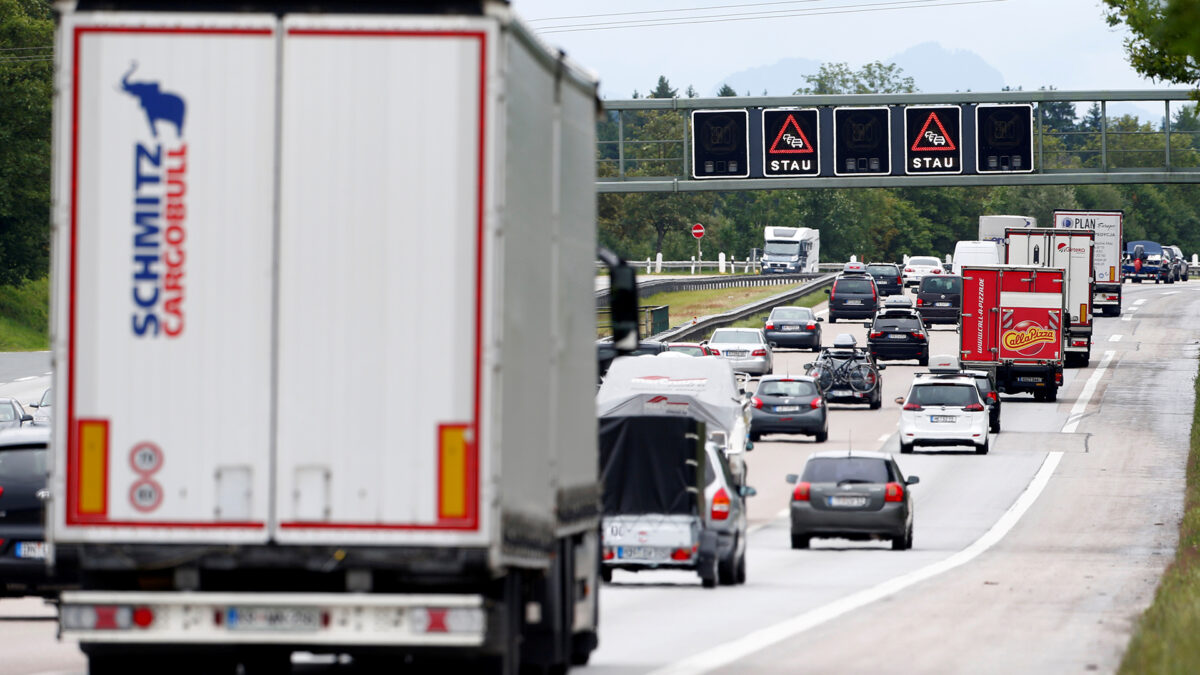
760 226 820 274
47 2 628 672
1054 210 1124 316
978 215 1036 261
1004 228 1096 367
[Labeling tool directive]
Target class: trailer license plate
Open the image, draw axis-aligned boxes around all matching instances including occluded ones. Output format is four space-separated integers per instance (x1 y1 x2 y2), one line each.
618 546 668 561
829 496 867 507
227 607 321 632
775 405 800 412
1017 377 1041 383
931 415 956 423
15 541 45 559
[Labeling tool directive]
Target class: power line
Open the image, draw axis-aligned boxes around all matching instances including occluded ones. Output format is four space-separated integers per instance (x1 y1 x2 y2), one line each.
0 45 52 53
537 0 1005 33
527 0 829 23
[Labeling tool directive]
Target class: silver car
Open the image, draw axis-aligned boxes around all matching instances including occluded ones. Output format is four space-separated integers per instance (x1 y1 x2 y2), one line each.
0 398 32 430
29 389 51 427
704 328 774 376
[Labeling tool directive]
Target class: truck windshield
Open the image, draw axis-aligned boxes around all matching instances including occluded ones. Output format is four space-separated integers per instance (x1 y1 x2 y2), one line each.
764 242 801 256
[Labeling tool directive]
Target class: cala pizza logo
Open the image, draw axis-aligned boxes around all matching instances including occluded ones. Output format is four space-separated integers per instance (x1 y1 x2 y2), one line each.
1002 321 1057 353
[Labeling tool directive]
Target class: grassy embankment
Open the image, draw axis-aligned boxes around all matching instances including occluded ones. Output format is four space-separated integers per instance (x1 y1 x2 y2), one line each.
0 276 50 351
641 282 825 331
1119 355 1200 672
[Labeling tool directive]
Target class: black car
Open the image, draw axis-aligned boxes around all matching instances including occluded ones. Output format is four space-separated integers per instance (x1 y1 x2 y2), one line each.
824 274 878 323
867 306 929 365
804 335 885 409
915 275 962 325
763 306 823 351
0 427 75 598
964 369 1002 433
865 263 903 296
786 451 919 550
750 375 828 442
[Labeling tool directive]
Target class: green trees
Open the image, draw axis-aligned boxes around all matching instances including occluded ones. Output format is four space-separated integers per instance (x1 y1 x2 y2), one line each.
1105 0 1200 87
0 0 53 285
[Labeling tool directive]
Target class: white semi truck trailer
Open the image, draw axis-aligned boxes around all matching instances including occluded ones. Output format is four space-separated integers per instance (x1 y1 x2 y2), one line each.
47 1 635 672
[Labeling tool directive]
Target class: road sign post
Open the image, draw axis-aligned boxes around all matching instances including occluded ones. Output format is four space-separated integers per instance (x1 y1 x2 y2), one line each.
976 104 1034 173
691 110 749 179
762 108 820 177
905 105 962 175
833 107 891 176
692 223 705 263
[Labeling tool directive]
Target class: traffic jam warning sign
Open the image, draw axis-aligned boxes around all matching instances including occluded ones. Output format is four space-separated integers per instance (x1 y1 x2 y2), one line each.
904 106 961 175
762 108 819 177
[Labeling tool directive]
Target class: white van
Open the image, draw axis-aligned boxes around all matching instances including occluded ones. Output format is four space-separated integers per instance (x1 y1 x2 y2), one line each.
951 240 1001 275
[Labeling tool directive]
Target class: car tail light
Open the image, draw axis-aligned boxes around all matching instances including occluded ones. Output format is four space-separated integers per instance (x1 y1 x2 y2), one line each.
806 322 816 330
765 323 775 330
911 332 926 340
871 283 877 302
752 349 767 356
964 403 985 412
916 297 924 306
0 486 4 499
603 548 614 561
709 348 720 355
987 392 998 402
810 397 823 409
869 331 884 339
903 402 923 411
792 482 811 501
885 482 905 502
932 268 942 274
132 607 155 629
711 488 731 520
752 396 763 409
905 268 913 273
670 547 694 561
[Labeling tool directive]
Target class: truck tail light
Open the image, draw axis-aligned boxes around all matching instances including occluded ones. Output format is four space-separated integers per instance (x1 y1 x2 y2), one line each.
752 349 767 356
903 402 923 411
810 397 823 409
885 482 905 502
711 488 731 520
132 607 155 629
752 396 763 409
62 605 132 631
1055 371 1063 385
792 482 811 501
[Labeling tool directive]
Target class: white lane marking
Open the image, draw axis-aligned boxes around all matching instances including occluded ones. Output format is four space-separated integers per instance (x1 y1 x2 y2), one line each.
748 507 792 534
877 433 891 442
15 376 35 382
1121 314 1133 322
648 451 1065 675
1061 350 1116 434
1134 298 1147 305
42 372 51 376
1109 334 1123 342
1162 291 1179 296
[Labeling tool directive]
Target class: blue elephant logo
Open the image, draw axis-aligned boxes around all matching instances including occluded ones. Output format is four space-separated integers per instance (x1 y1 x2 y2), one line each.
121 62 186 138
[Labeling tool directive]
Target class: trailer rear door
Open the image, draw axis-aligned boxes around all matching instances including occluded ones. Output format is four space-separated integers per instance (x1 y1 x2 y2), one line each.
959 266 1001 363
997 268 1063 362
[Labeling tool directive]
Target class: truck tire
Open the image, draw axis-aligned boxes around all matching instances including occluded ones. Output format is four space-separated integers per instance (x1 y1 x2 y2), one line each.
1047 387 1058 402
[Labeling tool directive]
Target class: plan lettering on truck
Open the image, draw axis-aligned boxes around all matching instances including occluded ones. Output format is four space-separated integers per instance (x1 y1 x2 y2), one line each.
47 2 631 672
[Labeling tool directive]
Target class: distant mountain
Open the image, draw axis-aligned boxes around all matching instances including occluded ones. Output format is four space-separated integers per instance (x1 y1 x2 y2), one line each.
710 42 1006 96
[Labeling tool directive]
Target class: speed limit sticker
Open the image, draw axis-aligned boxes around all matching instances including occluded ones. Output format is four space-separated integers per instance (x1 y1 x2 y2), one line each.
129 442 163 475
129 479 163 513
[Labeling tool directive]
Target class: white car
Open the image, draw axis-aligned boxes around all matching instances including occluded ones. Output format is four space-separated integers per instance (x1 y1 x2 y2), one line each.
896 373 990 454
903 256 945 287
705 328 773 376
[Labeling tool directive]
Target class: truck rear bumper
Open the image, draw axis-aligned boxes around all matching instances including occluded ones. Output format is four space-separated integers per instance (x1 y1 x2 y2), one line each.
60 591 486 647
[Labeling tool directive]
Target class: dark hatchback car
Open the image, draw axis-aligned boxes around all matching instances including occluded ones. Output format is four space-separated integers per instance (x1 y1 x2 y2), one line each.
867 306 929 365
786 451 918 551
865 263 903 296
915 275 962 325
763 306 823 351
825 274 878 323
750 375 828 442
965 369 1001 433
0 427 76 597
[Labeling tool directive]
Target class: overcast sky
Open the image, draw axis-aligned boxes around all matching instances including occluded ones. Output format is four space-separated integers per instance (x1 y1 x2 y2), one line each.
510 0 1175 100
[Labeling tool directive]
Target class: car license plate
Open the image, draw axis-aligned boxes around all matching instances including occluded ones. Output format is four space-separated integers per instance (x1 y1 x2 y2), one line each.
845 300 862 305
782 325 799 331
15 541 46 559
931 415 957 423
726 350 748 357
227 607 321 632
831 389 851 397
1017 376 1041 383
775 405 800 412
888 334 906 339
935 302 951 307
829 496 867 507
617 546 668 561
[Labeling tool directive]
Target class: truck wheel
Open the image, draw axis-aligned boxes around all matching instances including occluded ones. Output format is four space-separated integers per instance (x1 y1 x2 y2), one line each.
570 632 598 666
1081 353 1091 367
240 651 292 675
790 534 810 549
1047 387 1058 402
1033 390 1046 402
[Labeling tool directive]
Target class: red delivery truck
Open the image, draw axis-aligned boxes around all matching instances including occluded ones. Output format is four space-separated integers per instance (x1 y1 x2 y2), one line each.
959 265 1066 401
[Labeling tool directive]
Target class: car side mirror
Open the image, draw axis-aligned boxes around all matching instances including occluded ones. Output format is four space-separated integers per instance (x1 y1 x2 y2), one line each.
894 397 905 405
785 473 799 484
817 317 824 322
29 403 39 409
20 414 32 423
906 476 920 486
824 288 831 295
877 364 887 370
745 442 754 451
769 342 778 349
739 485 757 498
599 248 640 354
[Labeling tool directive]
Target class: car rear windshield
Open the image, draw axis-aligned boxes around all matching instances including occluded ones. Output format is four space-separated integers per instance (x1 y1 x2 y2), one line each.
921 277 962 294
867 265 899 277
834 279 873 293
802 457 891 484
757 380 818 397
710 331 760 344
669 346 704 356
0 447 48 480
909 257 941 267
771 308 813 321
873 318 921 331
909 384 979 407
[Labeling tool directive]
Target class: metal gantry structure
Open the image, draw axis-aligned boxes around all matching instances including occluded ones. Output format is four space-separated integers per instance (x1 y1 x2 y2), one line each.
596 89 1200 192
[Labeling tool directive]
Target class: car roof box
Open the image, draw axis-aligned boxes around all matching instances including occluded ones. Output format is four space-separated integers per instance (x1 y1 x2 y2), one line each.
927 354 960 372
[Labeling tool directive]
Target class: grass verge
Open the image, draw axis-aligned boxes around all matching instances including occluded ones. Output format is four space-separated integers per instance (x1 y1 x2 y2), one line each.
0 276 50 351
641 282 809 329
1118 354 1200 673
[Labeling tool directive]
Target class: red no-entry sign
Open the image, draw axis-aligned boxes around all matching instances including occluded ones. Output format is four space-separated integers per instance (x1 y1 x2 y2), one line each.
691 223 705 239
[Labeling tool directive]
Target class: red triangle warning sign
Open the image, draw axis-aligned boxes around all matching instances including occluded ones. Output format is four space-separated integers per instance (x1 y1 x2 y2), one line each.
912 112 957 151
769 114 815 154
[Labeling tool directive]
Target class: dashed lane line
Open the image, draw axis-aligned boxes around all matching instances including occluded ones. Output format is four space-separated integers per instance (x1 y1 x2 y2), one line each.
1061 350 1116 434
1109 334 1123 342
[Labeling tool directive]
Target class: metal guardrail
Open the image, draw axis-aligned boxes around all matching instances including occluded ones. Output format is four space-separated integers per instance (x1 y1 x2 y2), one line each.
595 272 820 308
651 274 836 342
